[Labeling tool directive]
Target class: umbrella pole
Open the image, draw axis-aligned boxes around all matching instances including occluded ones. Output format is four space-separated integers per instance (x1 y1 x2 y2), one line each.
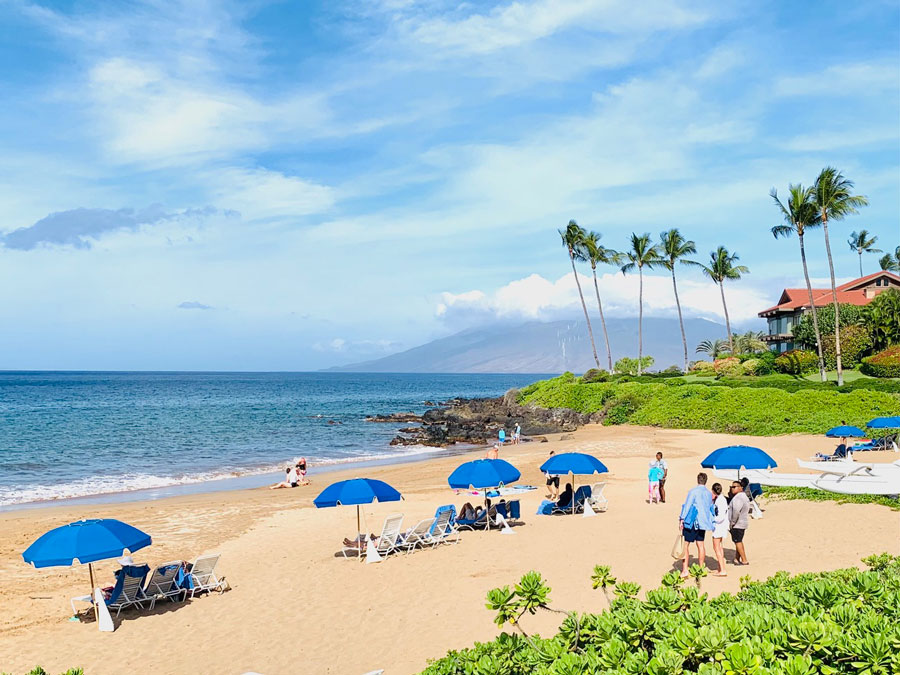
357 505 362 560
572 475 576 516
89 563 99 623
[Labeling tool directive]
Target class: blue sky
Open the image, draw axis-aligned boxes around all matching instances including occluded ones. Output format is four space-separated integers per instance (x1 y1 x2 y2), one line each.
0 0 897 370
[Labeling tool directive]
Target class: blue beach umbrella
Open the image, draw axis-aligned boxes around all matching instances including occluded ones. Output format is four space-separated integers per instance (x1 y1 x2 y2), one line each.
867 416 900 429
540 452 608 476
22 518 152 620
825 425 865 438
701 445 777 471
539 452 608 516
314 478 402 541
448 458 520 490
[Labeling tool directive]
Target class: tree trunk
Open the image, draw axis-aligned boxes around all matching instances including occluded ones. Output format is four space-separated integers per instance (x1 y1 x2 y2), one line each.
638 267 644 375
671 268 688 373
858 251 863 278
591 266 613 371
719 281 734 355
799 233 827 381
821 215 843 385
571 253 600 369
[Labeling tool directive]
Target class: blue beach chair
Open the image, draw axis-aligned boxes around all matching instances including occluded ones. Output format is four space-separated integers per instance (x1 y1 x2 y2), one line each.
106 564 153 617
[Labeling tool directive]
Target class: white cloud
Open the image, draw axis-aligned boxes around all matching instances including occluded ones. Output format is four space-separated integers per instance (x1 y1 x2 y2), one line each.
205 167 335 219
774 61 900 97
400 0 712 55
437 271 772 325
784 126 900 152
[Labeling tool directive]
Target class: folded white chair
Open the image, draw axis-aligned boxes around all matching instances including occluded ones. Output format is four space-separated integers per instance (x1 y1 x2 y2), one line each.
588 482 609 512
186 554 228 598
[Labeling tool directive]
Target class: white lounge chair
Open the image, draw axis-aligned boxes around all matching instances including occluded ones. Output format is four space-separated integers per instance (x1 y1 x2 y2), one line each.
342 514 404 560
107 571 154 617
587 482 608 512
185 554 228 598
426 507 459 546
401 517 436 554
146 561 185 603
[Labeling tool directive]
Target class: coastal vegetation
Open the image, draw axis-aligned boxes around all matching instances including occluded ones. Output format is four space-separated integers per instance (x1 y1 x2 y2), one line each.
1 669 83 675
517 373 900 436
763 486 900 511
423 554 900 674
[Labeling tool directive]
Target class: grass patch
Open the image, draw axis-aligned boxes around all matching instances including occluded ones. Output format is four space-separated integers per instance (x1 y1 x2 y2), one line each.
518 374 900 436
763 485 900 510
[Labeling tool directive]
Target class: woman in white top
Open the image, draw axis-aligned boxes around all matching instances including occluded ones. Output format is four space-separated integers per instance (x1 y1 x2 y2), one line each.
710 483 728 576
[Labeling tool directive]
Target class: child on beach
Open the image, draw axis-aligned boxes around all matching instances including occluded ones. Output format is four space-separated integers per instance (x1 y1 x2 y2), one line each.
295 457 310 485
648 463 662 503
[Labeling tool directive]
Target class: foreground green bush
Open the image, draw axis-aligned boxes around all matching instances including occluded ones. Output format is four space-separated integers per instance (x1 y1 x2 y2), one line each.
860 346 900 378
0 669 83 675
422 556 900 674
774 349 817 375
517 376 900 435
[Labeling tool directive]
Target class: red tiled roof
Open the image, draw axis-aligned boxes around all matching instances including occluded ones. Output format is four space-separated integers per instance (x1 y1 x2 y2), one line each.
759 271 900 317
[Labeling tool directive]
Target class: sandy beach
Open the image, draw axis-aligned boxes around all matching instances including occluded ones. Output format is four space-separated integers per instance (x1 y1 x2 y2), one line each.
1 424 898 675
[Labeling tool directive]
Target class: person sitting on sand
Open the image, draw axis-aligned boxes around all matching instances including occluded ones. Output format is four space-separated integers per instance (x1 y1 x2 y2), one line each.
342 533 377 549
270 465 299 489
295 457 310 485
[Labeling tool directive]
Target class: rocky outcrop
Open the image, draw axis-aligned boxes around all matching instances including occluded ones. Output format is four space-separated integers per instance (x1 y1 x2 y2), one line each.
365 412 423 423
385 396 600 447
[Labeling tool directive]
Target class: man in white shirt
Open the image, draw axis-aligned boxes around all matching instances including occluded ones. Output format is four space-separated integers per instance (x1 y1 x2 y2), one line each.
652 452 669 503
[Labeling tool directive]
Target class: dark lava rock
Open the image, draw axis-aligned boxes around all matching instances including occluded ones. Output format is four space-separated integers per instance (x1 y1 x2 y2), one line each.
388 397 600 448
365 412 422 423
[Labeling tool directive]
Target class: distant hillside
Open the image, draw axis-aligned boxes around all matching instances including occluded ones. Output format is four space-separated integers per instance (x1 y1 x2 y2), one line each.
328 318 728 373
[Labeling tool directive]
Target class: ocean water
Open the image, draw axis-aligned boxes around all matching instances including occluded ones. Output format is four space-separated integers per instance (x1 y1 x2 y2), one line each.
0 371 544 508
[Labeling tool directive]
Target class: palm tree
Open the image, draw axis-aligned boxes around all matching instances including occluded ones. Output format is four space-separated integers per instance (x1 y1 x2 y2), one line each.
813 167 869 386
578 231 621 371
696 338 728 358
733 331 766 354
659 228 698 373
620 233 661 375
771 185 827 381
560 220 600 369
848 230 882 277
699 246 749 355
878 246 900 273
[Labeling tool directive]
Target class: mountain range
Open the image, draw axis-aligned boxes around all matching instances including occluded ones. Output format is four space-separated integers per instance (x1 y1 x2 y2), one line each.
328 317 729 373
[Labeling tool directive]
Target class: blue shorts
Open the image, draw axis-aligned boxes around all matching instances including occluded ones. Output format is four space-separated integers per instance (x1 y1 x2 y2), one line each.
683 527 706 543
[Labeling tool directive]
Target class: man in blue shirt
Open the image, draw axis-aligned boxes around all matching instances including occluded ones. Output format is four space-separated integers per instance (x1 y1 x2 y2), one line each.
678 472 714 578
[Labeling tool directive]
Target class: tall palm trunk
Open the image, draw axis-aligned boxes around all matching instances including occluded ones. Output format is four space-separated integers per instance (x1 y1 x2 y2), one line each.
637 267 644 375
590 266 613 371
570 252 600 369
799 233 827 381
670 267 688 373
821 216 843 385
858 251 863 277
718 281 734 355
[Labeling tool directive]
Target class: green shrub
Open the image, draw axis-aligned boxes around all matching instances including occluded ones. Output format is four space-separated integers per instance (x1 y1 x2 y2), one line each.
581 368 609 383
821 323 872 369
613 356 654 375
741 358 760 375
861 346 900 378
862 288 900 350
754 349 776 375
689 360 715 375
792 302 863 349
713 357 742 378
517 375 900 435
775 349 817 374
423 556 900 674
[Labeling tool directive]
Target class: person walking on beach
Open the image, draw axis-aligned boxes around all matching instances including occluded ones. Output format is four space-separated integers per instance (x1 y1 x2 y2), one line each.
710 483 728 576
678 472 714 577
728 481 751 565
544 450 560 499
652 452 669 502
513 423 521 444
498 428 506 445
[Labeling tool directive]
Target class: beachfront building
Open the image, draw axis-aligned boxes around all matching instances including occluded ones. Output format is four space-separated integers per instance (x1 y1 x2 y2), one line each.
758 270 900 352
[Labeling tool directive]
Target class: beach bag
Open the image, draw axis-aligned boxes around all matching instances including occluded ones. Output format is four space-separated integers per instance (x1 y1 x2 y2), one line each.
671 534 685 559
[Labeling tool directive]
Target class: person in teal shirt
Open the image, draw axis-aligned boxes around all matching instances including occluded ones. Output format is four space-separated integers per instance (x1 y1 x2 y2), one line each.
648 463 662 503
